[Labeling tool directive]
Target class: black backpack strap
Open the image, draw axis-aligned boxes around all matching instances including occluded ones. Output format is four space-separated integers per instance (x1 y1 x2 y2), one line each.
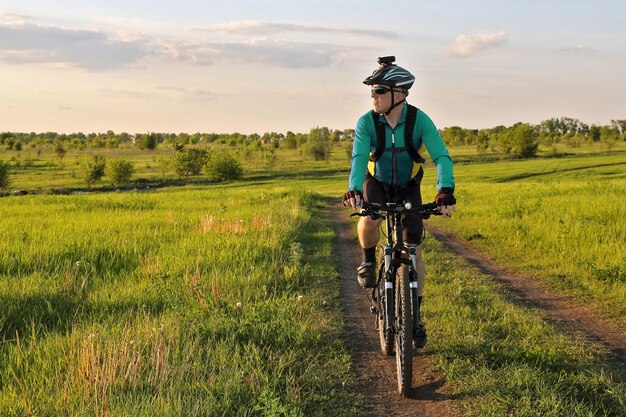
369 111 386 162
405 105 426 164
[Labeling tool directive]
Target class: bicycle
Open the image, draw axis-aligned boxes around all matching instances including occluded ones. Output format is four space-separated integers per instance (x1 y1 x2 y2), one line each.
351 200 442 396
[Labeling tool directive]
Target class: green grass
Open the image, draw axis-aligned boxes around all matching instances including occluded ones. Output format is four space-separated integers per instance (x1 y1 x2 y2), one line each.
0 184 357 416
423 151 626 322
2 141 625 415
423 236 625 416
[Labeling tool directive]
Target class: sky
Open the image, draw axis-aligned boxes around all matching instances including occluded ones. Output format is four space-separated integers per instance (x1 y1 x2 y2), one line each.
0 0 625 134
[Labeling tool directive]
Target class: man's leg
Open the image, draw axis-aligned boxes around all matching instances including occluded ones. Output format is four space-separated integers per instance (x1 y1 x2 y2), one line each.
356 215 381 288
356 176 385 288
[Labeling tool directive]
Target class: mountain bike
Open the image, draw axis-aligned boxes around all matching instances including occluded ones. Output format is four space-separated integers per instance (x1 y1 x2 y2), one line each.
351 201 441 396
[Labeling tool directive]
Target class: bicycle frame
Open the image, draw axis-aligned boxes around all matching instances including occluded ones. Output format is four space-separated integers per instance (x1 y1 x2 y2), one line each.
351 200 441 396
381 206 420 339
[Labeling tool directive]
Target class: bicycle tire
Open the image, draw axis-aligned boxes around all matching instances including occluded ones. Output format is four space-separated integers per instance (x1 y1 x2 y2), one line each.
377 263 393 356
395 264 413 396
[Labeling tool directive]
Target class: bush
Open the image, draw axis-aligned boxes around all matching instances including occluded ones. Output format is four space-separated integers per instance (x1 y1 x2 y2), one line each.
54 141 67 162
82 155 106 186
136 132 161 150
496 123 539 157
205 152 243 182
173 148 209 177
106 158 134 187
302 127 330 161
0 160 10 189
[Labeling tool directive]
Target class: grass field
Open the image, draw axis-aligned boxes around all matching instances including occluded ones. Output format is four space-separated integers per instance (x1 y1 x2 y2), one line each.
424 151 626 322
0 184 357 416
1 142 625 415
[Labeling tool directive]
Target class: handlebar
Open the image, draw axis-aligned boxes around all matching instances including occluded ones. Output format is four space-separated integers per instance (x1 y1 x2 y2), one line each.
350 201 442 220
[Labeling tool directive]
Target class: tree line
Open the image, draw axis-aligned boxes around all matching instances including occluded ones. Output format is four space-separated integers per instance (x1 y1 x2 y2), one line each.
2 117 624 159
0 128 355 152
1 117 624 191
440 118 626 157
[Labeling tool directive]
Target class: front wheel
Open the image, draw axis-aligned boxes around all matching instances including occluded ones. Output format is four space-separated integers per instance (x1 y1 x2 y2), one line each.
395 264 413 396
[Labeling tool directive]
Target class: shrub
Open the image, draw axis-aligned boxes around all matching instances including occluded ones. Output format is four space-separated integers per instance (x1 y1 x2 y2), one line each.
106 158 134 187
173 148 209 177
302 127 330 161
205 152 243 182
136 132 161 150
54 141 67 162
0 160 10 189
82 155 106 186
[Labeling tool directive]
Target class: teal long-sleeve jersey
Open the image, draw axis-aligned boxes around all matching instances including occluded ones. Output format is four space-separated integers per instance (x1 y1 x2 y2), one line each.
348 104 455 192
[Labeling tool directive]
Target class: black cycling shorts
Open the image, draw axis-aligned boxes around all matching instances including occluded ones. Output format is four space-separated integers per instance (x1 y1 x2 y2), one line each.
363 174 423 244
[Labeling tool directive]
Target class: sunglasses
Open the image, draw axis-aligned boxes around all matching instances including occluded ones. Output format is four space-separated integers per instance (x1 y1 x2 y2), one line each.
371 86 394 95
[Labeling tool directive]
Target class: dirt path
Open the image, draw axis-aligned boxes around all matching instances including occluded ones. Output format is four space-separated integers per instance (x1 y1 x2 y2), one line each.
332 207 460 417
333 206 625 416
426 224 625 366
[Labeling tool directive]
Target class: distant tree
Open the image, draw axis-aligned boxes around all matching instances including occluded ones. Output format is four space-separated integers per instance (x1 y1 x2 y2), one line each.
173 148 209 177
82 155 106 187
610 119 626 140
600 126 619 150
0 160 10 190
265 148 278 171
284 131 298 149
136 132 161 150
589 125 602 142
476 130 491 154
106 158 134 187
507 123 539 157
342 128 355 142
205 152 243 181
54 141 67 163
330 129 341 142
302 127 331 161
344 141 353 160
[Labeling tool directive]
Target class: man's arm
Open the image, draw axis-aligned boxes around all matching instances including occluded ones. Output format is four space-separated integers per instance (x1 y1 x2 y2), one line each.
416 111 455 190
348 115 374 192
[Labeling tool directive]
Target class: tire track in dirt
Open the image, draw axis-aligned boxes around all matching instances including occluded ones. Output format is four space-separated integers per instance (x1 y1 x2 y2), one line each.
426 224 625 366
332 206 460 417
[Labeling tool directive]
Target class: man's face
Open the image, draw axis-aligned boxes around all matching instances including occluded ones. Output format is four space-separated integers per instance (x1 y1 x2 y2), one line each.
370 85 401 114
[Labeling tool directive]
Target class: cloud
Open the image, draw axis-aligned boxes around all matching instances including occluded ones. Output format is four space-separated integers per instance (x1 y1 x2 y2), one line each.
0 15 373 71
155 37 367 68
558 44 593 53
445 31 509 57
0 21 144 70
96 85 219 102
194 20 398 39
0 11 31 24
154 86 219 102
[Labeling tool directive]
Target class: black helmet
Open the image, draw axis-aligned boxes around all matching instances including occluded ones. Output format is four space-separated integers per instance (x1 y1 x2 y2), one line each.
363 56 415 90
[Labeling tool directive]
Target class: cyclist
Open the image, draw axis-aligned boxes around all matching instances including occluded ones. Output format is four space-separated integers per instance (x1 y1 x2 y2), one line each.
343 56 457 348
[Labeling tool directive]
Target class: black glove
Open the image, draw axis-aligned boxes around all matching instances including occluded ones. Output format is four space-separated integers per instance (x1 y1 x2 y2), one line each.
435 187 456 206
342 189 363 207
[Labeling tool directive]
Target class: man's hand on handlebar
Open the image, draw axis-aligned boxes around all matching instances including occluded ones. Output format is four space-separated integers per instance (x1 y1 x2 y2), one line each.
435 187 457 218
342 189 363 210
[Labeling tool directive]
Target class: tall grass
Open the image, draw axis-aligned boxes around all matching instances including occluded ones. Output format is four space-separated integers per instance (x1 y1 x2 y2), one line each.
423 236 625 416
423 152 626 321
0 184 356 416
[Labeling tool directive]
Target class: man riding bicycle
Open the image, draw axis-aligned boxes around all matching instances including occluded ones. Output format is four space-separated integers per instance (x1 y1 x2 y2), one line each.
343 56 457 348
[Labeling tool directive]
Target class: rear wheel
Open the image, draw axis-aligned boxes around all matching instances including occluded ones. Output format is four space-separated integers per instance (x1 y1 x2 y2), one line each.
377 264 393 356
395 264 413 396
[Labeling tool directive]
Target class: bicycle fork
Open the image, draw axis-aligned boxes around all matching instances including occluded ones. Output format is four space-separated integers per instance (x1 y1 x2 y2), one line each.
409 246 420 333
384 244 395 333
